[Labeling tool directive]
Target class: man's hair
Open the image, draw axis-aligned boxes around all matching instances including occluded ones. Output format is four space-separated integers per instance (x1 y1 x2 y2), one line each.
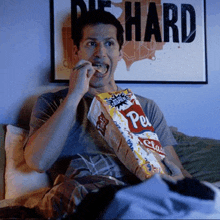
72 10 124 50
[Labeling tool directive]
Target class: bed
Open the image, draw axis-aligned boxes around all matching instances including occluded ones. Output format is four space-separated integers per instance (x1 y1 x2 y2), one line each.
0 124 220 219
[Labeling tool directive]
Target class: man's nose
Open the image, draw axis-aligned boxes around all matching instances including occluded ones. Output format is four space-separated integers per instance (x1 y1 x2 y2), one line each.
94 43 107 57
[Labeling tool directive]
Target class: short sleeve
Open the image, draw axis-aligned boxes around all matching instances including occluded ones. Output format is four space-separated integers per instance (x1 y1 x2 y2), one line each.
136 94 177 147
28 89 68 137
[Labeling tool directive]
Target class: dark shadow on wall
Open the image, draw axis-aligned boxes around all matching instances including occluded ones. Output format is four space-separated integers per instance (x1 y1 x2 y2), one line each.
16 95 39 130
38 64 52 86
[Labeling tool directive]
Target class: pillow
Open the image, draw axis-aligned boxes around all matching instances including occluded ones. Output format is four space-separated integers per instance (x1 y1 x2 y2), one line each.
171 127 220 183
5 125 50 199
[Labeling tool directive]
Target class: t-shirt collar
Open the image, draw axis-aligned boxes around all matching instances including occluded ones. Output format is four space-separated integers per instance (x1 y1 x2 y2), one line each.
85 85 122 99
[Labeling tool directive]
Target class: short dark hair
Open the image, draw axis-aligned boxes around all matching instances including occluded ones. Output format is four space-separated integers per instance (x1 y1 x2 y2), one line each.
72 10 124 50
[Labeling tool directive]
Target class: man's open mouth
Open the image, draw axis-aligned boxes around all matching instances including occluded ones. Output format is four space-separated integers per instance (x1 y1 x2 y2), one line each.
92 63 109 75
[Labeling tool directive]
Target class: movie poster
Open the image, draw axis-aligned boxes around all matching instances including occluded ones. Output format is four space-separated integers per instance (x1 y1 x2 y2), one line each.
51 0 207 83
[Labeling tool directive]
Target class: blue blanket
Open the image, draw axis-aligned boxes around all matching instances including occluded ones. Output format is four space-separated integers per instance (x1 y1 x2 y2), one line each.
103 174 220 219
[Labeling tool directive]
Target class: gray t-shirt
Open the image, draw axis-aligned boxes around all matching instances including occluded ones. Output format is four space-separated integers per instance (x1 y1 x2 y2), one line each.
28 88 177 178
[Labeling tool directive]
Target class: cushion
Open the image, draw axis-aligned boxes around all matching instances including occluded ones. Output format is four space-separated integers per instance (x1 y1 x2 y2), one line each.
171 127 220 183
4 125 50 199
0 124 6 200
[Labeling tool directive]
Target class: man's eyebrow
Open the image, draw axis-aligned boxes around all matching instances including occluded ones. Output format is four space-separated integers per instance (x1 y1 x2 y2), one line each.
84 37 116 41
85 37 96 41
105 37 116 41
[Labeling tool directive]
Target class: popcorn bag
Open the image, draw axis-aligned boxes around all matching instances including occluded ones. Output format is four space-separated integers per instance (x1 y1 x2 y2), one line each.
87 89 167 181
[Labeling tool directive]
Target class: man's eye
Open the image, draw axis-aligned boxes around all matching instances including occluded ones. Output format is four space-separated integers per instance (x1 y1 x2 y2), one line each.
105 41 114 46
87 42 96 47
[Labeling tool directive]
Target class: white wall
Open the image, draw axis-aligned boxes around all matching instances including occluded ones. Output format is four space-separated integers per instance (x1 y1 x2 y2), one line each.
0 0 219 139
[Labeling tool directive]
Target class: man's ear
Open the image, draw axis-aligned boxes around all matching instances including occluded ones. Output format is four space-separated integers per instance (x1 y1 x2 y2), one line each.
118 49 123 61
72 45 80 65
73 45 79 56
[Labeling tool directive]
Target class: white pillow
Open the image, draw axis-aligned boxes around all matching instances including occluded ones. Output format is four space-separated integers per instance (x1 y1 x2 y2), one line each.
5 125 50 199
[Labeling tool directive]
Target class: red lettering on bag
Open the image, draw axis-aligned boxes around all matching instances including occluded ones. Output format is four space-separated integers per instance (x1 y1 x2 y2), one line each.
96 112 109 136
138 138 165 156
119 99 154 133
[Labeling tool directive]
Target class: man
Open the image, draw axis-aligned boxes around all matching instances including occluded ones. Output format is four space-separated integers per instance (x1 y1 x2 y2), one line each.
24 9 191 218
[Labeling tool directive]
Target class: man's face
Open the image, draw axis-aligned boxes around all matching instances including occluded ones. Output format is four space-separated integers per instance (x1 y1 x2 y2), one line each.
76 24 123 89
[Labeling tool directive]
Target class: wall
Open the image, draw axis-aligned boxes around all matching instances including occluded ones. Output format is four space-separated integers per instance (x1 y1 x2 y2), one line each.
0 0 219 139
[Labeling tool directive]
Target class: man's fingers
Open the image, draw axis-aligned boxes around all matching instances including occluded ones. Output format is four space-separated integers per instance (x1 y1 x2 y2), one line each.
163 158 184 177
73 62 89 71
73 61 95 78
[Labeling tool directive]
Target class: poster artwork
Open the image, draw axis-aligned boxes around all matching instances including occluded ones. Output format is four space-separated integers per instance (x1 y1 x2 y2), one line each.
52 0 207 83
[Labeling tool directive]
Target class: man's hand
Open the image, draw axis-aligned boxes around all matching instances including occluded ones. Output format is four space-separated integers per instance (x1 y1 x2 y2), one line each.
164 145 192 178
68 60 95 100
181 168 193 178
163 157 185 181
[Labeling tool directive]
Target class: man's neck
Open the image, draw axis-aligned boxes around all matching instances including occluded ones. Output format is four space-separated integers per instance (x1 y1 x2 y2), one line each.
87 82 118 97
